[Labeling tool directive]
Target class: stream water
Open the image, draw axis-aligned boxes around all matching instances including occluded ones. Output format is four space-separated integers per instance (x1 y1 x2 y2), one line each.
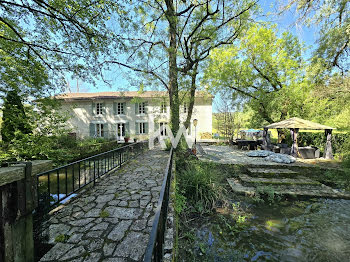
189 199 350 262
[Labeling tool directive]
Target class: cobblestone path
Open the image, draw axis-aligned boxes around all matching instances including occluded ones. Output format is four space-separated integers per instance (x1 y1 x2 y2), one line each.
40 148 169 262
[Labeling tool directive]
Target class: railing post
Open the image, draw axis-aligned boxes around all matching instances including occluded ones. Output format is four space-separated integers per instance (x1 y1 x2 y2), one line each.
72 165 75 192
84 161 87 185
93 160 96 185
97 158 100 178
65 167 68 197
56 170 60 202
47 172 50 207
78 162 81 189
119 152 122 168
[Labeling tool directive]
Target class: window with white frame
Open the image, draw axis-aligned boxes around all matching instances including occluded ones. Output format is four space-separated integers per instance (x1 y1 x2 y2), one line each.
117 102 124 115
183 103 188 113
161 102 167 113
159 122 167 136
95 123 104 137
139 122 146 134
96 103 103 115
138 102 146 114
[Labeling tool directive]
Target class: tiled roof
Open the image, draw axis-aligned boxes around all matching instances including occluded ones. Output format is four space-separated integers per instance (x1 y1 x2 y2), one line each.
55 91 213 101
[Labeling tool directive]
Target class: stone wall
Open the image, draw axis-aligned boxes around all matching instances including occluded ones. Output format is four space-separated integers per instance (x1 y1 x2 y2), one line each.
0 160 52 262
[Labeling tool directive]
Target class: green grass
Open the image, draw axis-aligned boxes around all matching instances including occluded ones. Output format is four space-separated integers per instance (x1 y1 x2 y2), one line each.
54 234 69 243
99 210 110 218
176 155 226 214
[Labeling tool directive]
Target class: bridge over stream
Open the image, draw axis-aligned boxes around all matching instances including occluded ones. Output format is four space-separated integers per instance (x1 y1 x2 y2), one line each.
36 145 172 262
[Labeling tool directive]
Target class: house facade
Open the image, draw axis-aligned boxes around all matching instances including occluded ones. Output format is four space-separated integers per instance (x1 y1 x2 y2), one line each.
56 91 213 141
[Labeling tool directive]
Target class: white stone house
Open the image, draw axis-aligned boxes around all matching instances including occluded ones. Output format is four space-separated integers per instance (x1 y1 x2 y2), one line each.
56 91 213 141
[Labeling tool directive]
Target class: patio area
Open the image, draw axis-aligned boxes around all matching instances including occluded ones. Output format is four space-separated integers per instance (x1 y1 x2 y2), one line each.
198 145 340 168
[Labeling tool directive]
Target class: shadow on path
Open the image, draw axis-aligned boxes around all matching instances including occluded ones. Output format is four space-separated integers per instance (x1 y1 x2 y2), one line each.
39 148 169 262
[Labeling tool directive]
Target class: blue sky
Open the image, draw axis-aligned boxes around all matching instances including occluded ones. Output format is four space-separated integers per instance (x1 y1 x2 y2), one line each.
66 0 318 112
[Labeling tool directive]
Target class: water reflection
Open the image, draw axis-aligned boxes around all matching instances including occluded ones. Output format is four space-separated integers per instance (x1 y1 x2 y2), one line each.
194 199 350 262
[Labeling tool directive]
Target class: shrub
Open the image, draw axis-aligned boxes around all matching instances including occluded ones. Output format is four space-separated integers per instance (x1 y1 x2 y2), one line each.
322 169 350 191
254 185 282 204
164 138 172 151
1 134 120 166
200 132 212 139
296 132 350 162
176 155 223 213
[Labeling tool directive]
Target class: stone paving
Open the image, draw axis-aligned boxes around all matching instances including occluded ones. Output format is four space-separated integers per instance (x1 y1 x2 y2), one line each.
227 167 350 200
198 145 350 199
227 177 350 199
199 145 323 167
40 148 169 262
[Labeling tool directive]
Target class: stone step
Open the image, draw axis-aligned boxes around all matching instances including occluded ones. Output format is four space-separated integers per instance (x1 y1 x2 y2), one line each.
238 174 321 187
227 178 350 200
247 168 300 178
244 163 319 172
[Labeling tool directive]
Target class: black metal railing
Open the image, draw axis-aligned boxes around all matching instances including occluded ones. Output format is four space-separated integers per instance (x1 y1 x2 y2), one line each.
144 147 174 262
35 141 147 215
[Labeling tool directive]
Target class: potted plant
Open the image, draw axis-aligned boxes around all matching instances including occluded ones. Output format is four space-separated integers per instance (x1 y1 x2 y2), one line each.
124 132 130 143
130 133 137 143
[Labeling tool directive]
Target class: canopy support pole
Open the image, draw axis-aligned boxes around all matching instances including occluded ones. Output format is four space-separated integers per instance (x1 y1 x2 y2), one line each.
277 128 282 143
263 128 271 150
290 128 300 157
324 129 334 159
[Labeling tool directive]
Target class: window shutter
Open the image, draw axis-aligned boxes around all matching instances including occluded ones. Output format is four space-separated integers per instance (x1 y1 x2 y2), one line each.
92 103 96 115
113 102 117 115
144 102 148 114
102 103 106 115
135 103 138 114
104 123 108 138
110 124 116 139
135 122 139 135
145 122 149 134
123 102 126 114
125 122 130 135
89 123 95 137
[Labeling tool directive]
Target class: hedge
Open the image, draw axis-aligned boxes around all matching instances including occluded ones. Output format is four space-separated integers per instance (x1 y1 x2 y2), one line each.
297 132 350 156
275 130 350 162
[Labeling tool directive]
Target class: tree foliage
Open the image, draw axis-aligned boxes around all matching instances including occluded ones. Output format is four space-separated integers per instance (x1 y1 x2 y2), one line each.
214 90 251 139
283 0 350 73
1 89 31 142
204 24 311 127
106 0 257 133
306 74 350 129
0 0 120 96
0 24 50 97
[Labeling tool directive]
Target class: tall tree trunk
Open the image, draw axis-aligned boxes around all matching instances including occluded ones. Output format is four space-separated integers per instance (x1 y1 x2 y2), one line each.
184 62 199 129
166 0 179 134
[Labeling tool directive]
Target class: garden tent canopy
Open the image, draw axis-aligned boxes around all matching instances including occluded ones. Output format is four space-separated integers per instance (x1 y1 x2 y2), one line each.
265 117 335 130
262 117 335 159
240 129 262 133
